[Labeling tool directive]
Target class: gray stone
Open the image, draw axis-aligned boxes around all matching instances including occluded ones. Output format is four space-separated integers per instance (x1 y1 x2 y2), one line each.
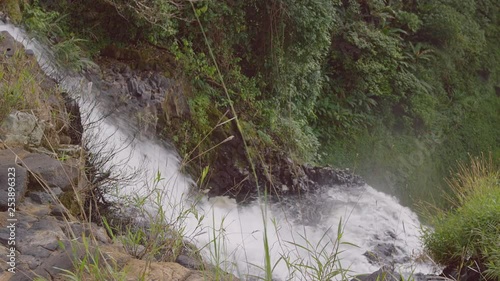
176 254 204 270
413 274 452 281
162 82 190 121
29 191 56 204
14 241 90 281
0 31 17 57
0 228 11 246
30 219 62 233
151 73 171 90
66 222 84 238
0 147 30 163
351 266 401 281
67 222 110 243
127 77 140 96
18 254 40 270
15 221 31 239
52 186 64 196
30 205 51 217
51 203 68 218
363 243 399 265
0 111 45 146
20 245 52 259
88 223 111 244
21 153 79 191
15 212 38 224
127 76 153 102
4 46 15 57
121 65 132 77
0 244 9 259
0 163 28 211
140 88 152 101
42 241 61 252
25 49 35 56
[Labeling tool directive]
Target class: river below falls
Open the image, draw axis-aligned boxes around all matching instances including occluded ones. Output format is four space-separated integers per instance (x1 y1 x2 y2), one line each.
1 22 440 280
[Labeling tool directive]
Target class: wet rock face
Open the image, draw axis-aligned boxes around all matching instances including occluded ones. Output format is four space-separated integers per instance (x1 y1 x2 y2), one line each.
363 242 409 266
303 165 364 188
205 133 365 202
86 59 190 138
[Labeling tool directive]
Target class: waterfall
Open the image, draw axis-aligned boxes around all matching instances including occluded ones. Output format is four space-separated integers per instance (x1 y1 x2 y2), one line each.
1 23 438 280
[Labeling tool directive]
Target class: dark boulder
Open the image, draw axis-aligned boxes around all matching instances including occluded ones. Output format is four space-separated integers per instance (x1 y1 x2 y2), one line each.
363 243 399 266
351 266 401 281
21 153 79 192
441 262 485 281
303 165 364 188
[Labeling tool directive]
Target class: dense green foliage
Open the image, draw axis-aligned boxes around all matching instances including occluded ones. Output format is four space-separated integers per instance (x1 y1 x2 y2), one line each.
315 0 500 206
422 156 500 280
24 0 500 205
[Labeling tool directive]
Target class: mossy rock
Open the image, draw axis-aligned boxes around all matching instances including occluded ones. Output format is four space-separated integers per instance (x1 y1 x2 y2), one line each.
59 190 81 216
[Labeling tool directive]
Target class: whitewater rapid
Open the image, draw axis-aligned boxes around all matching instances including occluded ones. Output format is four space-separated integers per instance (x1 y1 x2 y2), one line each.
1 22 438 280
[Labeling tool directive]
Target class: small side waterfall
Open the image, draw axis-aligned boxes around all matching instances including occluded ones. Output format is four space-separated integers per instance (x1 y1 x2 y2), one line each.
1 23 438 280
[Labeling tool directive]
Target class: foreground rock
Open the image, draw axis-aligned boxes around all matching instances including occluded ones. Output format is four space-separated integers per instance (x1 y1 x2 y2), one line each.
0 196 237 281
21 153 80 192
0 89 235 281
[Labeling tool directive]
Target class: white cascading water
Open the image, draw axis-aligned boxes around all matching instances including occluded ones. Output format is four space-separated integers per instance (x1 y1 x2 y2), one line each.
1 23 438 280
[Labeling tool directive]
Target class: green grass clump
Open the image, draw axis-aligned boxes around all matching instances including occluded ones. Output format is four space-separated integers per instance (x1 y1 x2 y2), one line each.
0 47 52 122
2 0 23 23
22 2 95 71
422 155 500 280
